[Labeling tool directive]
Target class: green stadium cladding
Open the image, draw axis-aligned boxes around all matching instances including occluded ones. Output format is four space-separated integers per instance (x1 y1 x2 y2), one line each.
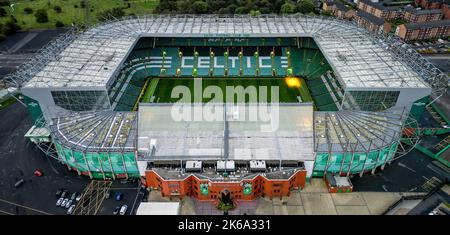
10 15 445 181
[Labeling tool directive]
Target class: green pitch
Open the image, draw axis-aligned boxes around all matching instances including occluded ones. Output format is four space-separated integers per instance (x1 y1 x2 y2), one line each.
139 78 313 103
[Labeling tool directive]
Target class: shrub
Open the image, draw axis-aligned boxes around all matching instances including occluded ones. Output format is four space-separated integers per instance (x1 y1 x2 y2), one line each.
2 19 21 35
35 9 49 23
0 7 7 17
24 7 33 14
97 7 125 21
55 21 64 27
53 5 62 13
192 1 208 14
0 0 10 7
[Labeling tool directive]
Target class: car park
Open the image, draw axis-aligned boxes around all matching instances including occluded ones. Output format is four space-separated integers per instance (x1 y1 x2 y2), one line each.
67 205 75 215
113 206 120 215
119 205 128 215
56 198 64 206
65 200 73 209
61 198 69 207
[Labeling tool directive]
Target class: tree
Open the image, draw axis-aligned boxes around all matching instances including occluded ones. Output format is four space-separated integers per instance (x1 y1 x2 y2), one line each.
55 21 64 27
97 7 125 21
2 18 21 35
249 10 261 17
0 7 6 17
296 0 315 14
280 2 296 14
24 7 33 14
53 5 62 13
0 0 10 7
35 9 49 23
193 1 208 14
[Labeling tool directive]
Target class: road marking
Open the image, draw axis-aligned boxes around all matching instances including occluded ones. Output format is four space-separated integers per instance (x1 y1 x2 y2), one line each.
422 176 430 181
0 209 14 215
130 186 141 215
0 198 52 215
398 162 417 173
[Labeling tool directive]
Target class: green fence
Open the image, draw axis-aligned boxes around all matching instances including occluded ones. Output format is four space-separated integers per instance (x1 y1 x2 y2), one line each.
54 142 140 179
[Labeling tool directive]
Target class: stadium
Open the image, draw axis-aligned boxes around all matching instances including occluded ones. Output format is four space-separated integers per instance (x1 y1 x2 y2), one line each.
5 15 448 200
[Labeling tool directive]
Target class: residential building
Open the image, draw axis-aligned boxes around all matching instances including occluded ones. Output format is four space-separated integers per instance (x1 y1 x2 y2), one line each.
323 1 356 19
355 10 393 33
403 6 443 23
357 0 402 20
395 19 450 41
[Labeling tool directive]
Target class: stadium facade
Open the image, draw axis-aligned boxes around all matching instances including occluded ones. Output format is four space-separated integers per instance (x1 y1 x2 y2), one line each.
6 15 448 200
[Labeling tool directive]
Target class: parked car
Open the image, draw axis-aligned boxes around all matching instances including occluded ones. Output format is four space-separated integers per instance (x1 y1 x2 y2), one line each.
119 205 128 215
14 179 25 188
113 206 120 215
34 169 43 177
115 192 124 201
56 198 64 206
61 198 69 207
61 189 70 198
67 205 75 215
105 190 111 199
75 193 82 202
70 192 77 201
65 200 73 209
56 188 64 198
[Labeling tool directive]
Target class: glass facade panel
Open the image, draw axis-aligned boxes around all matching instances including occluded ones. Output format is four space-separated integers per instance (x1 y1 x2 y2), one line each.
345 90 400 111
51 90 110 111
313 142 399 175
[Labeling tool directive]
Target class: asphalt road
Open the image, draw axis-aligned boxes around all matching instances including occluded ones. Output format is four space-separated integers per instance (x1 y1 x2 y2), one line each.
351 149 449 193
0 102 140 215
0 101 90 215
0 29 68 84
424 55 450 73
408 189 450 215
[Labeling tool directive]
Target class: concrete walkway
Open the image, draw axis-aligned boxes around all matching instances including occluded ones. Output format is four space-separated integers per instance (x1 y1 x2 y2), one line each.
150 179 422 215
252 179 406 215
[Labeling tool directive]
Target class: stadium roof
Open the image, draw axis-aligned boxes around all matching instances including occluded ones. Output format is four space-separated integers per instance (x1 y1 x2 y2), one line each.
49 111 137 152
137 103 314 161
8 15 446 93
314 107 408 152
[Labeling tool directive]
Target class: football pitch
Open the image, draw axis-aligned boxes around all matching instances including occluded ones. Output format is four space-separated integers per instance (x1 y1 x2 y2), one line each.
139 77 313 103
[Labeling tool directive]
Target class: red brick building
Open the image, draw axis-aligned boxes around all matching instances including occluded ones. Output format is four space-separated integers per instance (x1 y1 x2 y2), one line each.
357 0 402 20
322 1 356 19
355 11 392 34
395 19 450 41
415 0 445 9
144 168 307 200
403 6 443 23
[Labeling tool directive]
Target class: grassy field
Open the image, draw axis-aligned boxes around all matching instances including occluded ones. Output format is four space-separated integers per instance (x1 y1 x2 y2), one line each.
140 78 313 103
0 0 159 30
0 96 16 110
